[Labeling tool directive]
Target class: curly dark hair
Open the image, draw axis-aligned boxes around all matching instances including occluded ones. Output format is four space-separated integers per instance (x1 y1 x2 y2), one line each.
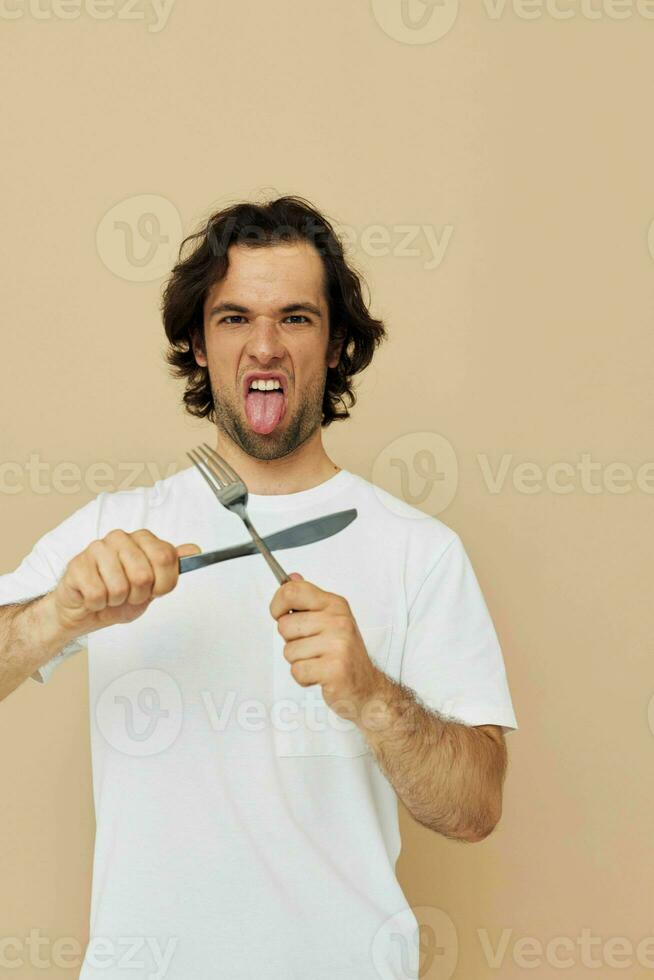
161 194 387 426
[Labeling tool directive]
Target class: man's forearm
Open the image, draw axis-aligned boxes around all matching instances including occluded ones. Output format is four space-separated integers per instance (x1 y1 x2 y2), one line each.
357 670 507 842
0 593 75 700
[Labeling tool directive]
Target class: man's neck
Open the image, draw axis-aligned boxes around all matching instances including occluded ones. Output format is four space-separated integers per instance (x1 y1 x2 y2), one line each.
212 434 341 496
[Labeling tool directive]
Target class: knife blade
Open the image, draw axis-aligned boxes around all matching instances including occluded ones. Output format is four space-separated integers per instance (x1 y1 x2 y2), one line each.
178 508 358 574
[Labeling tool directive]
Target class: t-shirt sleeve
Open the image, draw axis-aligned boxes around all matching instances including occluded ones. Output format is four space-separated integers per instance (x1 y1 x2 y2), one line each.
399 532 518 735
0 496 103 685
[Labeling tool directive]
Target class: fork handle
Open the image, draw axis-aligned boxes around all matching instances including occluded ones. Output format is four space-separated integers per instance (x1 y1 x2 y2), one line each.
246 520 290 584
243 517 295 613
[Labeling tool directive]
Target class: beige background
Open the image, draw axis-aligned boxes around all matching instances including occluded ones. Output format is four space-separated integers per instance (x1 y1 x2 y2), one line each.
1 1 652 977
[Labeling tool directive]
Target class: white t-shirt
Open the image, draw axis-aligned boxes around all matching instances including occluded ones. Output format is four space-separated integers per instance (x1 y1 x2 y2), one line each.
0 466 518 980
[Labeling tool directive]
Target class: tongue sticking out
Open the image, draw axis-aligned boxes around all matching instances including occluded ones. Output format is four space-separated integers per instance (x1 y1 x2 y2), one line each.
245 390 285 435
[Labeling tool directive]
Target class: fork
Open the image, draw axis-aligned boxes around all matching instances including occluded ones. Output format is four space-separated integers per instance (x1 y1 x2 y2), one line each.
186 443 292 588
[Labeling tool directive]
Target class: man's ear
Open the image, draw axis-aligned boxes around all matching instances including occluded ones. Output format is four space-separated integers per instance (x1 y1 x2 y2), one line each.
191 327 207 367
327 332 345 370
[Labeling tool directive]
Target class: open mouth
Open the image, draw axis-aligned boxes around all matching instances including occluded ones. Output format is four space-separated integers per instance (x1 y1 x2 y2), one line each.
243 377 287 435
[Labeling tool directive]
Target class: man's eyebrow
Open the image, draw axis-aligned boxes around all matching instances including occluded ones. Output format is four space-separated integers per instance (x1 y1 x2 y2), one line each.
208 301 322 318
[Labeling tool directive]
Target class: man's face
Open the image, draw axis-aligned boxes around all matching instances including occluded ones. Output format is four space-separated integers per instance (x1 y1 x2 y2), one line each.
194 240 341 461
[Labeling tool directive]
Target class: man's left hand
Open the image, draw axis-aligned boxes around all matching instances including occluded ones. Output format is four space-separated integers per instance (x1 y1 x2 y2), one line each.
269 573 383 721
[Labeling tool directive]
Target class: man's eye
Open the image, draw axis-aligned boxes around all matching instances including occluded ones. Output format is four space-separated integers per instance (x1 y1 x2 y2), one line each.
218 314 310 325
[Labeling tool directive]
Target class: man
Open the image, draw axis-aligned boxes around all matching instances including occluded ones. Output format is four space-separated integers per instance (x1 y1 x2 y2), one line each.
0 195 518 979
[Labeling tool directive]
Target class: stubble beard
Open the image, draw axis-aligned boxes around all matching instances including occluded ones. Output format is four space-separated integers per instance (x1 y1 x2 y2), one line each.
210 370 327 461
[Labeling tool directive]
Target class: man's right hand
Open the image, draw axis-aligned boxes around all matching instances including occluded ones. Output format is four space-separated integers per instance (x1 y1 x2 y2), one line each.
51 529 201 638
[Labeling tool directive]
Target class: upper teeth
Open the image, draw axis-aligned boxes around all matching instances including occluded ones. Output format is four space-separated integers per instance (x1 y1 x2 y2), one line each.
249 379 282 391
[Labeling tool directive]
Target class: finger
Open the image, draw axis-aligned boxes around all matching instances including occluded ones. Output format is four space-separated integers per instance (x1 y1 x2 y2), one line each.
269 578 328 619
282 633 332 664
130 530 180 598
276 610 326 642
289 656 323 688
176 542 201 557
86 538 132 609
110 532 159 606
64 551 110 613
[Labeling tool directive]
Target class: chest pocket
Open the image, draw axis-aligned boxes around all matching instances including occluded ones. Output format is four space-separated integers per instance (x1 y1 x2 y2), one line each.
271 624 393 759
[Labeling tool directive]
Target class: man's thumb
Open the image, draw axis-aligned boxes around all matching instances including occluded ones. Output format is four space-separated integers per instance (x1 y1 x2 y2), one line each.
176 543 202 556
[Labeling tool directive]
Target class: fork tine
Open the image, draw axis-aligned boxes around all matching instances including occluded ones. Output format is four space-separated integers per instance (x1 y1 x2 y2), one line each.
200 443 235 486
202 443 241 485
186 449 224 495
186 448 203 471
187 448 214 481
188 442 290 589
200 455 228 489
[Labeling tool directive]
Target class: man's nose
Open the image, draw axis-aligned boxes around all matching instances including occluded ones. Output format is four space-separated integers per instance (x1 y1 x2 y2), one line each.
245 317 286 361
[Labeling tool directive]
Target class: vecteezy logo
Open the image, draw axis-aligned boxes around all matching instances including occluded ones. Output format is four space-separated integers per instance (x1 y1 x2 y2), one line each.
95 668 183 756
96 194 183 282
372 431 459 517
370 905 459 979
371 0 459 44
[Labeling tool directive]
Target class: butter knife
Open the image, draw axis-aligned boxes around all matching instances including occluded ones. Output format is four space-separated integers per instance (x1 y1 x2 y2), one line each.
178 508 357 574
